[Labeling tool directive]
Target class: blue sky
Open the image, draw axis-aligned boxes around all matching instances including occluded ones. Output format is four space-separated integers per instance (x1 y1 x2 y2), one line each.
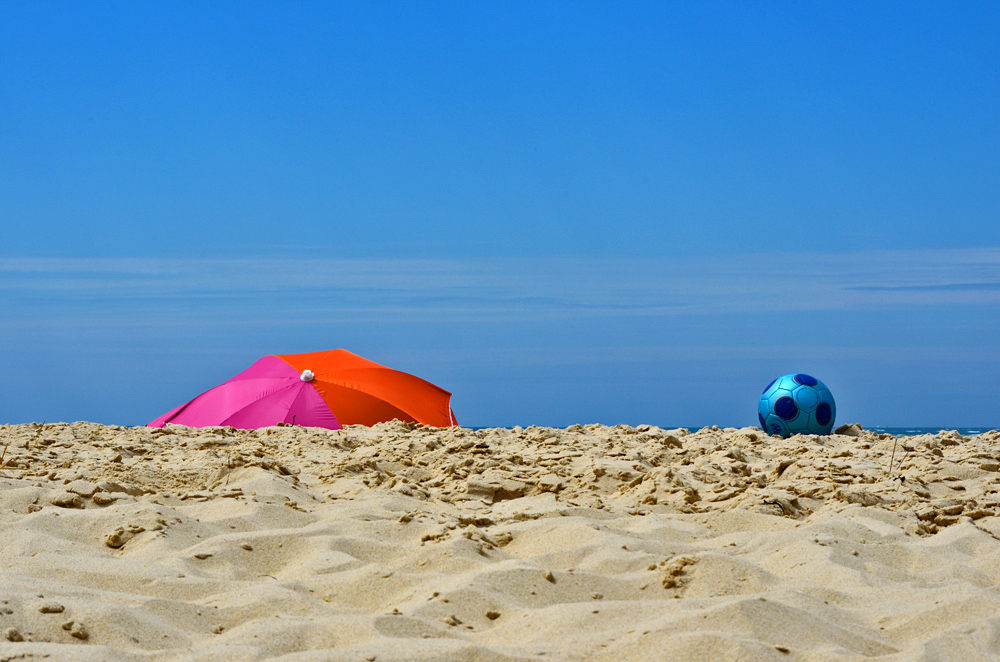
1 2 998 427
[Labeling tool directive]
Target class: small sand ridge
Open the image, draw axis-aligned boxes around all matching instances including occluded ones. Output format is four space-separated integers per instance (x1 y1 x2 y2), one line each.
0 421 998 660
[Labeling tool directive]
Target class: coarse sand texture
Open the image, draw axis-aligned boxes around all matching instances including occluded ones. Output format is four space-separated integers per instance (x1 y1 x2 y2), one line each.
0 422 998 660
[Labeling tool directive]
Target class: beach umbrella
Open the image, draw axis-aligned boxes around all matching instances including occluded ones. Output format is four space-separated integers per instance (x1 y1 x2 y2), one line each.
148 349 457 430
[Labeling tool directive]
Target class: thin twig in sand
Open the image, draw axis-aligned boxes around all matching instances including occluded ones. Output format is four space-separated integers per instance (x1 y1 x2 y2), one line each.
763 499 787 515
24 420 46 452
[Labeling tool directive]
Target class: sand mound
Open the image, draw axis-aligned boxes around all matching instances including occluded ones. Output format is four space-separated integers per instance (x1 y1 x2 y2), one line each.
0 421 997 660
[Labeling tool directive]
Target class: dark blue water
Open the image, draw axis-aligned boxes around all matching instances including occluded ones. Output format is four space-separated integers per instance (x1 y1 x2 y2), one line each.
473 426 997 436
870 427 995 437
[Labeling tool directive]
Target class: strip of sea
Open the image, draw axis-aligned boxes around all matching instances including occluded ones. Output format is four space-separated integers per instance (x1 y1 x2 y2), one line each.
871 427 994 438
473 427 997 437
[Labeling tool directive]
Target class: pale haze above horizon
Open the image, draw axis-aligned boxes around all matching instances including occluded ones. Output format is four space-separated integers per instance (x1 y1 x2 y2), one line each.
1 2 998 428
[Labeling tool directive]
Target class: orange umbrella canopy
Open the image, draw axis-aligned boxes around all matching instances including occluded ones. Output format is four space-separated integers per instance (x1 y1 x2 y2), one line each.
277 349 456 427
149 349 456 430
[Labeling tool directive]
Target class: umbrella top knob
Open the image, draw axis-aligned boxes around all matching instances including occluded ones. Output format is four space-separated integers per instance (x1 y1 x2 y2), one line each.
300 369 315 382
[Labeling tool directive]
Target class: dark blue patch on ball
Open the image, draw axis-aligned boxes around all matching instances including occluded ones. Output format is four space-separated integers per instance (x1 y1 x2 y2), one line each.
774 396 798 421
794 374 818 386
758 412 766 429
762 378 777 394
816 402 832 426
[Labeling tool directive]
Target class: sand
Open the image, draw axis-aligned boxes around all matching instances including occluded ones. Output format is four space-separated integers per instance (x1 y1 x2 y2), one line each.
0 421 998 661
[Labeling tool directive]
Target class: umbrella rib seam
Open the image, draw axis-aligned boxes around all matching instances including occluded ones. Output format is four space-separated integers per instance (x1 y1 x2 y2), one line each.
157 400 194 426
317 378 427 422
216 381 302 427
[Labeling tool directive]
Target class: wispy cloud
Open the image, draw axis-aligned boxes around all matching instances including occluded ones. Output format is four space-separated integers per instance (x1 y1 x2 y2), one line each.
845 282 1000 292
1 248 998 333
375 344 1000 368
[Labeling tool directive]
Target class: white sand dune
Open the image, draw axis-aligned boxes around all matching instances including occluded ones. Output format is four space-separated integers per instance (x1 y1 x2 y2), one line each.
0 421 998 660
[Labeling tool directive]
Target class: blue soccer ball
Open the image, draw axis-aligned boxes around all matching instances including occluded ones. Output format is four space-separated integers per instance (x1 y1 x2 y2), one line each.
758 373 836 438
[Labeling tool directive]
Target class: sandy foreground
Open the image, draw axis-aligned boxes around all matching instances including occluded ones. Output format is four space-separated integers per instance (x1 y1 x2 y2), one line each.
0 423 998 661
